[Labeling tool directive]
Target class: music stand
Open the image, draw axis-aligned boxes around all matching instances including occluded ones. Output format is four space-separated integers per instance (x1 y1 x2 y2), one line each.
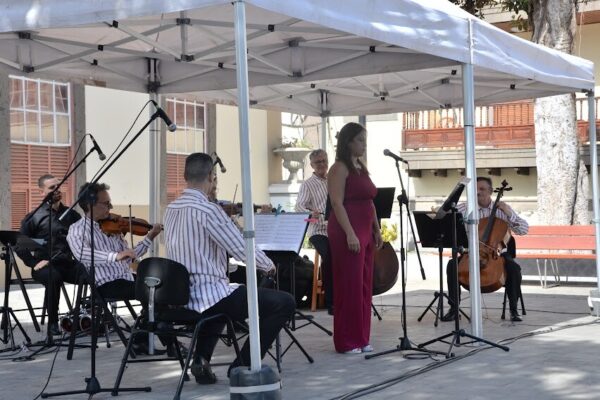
255 212 332 371
413 212 470 326
417 180 509 357
0 231 41 350
370 187 396 320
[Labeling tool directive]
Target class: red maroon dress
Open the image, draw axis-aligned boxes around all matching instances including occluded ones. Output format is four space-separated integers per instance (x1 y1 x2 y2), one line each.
327 170 377 352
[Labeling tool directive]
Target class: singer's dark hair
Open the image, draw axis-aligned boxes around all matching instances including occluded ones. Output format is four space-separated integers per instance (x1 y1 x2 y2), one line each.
38 174 55 188
335 122 368 174
78 182 110 212
477 176 493 190
185 152 214 184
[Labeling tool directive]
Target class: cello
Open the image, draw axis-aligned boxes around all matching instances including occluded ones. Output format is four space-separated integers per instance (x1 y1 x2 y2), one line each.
457 180 512 293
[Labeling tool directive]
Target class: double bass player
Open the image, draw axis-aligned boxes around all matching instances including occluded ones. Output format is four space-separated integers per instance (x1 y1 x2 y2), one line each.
442 177 528 322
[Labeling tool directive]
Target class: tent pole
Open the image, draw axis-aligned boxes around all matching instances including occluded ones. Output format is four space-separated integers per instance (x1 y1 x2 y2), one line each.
148 62 160 256
587 91 600 292
461 63 483 337
234 0 262 372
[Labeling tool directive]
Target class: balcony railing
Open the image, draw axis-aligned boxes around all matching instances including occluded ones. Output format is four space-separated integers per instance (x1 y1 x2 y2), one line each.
403 97 600 150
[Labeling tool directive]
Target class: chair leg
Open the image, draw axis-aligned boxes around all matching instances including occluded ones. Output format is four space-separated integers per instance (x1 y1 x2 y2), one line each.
61 283 73 312
519 288 526 315
501 290 507 320
225 318 242 360
10 257 41 332
112 319 141 396
67 282 85 360
310 251 320 312
173 324 201 400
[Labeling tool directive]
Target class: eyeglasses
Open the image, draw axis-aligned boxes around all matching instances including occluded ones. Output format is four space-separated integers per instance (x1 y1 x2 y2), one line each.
47 184 58 190
97 201 113 208
311 159 328 165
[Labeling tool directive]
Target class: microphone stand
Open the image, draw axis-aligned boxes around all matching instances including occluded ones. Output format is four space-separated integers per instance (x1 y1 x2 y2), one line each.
21 146 100 357
366 160 444 360
42 110 162 398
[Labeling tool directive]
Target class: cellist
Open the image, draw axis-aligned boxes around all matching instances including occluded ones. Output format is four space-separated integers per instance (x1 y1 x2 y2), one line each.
441 177 528 323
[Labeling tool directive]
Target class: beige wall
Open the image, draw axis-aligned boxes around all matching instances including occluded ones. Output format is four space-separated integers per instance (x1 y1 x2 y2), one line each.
85 86 151 207
215 104 280 205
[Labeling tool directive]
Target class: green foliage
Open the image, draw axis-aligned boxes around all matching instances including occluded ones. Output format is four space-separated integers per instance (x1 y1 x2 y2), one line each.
380 220 398 243
449 0 532 30
280 138 313 149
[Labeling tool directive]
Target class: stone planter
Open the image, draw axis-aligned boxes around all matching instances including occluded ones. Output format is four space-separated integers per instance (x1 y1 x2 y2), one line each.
273 147 312 183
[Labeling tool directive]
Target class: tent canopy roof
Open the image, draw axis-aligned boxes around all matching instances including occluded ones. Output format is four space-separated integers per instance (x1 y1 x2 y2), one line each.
0 0 594 115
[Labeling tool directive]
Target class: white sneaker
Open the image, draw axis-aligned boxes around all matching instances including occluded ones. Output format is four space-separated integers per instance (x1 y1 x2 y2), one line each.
361 344 373 353
344 348 362 354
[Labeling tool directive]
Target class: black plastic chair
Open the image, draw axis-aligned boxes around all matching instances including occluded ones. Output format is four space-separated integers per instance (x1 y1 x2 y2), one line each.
112 257 240 400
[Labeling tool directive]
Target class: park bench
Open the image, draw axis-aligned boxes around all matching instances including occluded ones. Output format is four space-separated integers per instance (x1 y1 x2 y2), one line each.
513 225 596 288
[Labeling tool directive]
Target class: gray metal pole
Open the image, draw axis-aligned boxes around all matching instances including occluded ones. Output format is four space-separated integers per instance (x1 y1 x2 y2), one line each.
587 91 600 291
148 63 160 256
462 63 483 337
320 90 328 150
234 0 262 371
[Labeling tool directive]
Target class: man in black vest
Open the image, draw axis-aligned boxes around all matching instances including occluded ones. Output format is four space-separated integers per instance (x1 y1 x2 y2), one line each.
17 174 86 335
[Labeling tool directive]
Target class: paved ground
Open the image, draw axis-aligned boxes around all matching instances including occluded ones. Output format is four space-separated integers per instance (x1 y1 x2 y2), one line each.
1 250 598 400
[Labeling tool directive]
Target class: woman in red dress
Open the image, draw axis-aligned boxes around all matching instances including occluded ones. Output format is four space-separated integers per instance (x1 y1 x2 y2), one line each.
327 122 383 354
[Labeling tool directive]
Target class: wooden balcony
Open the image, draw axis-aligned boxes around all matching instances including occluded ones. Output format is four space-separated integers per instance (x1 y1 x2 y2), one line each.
402 98 600 150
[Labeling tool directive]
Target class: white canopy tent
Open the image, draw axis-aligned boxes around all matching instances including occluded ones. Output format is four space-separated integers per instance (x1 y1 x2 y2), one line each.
1 0 598 372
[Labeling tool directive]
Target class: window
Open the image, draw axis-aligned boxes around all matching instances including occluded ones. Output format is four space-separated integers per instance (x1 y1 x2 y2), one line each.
9 76 74 229
10 76 71 145
165 98 207 202
165 98 205 154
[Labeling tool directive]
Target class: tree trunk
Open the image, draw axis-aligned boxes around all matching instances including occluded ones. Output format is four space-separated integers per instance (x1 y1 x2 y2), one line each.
531 0 588 225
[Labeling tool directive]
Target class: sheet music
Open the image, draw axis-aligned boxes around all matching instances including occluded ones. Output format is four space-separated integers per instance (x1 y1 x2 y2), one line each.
254 212 310 252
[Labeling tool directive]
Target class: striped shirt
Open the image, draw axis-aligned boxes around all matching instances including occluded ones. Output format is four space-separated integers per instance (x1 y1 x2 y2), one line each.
164 188 275 313
456 201 529 236
295 173 328 237
67 217 152 287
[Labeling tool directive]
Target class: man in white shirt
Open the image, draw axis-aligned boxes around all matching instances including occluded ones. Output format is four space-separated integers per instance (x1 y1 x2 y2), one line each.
295 149 333 314
164 152 295 384
442 176 529 322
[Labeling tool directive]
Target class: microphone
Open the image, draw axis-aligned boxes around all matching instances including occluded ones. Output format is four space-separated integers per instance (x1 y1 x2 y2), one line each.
89 134 107 161
150 100 177 132
383 149 408 164
214 154 227 173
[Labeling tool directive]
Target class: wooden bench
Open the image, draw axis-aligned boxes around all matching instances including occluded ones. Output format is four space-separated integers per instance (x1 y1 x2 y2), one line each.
514 225 596 288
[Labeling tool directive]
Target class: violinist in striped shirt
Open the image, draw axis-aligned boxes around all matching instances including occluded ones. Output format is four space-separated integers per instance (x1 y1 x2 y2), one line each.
164 152 295 384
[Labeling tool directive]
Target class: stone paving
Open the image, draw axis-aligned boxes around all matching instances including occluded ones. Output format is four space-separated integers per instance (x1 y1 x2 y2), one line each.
1 251 598 400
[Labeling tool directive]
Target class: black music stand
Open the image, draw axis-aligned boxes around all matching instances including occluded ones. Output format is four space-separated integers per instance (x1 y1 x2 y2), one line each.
371 187 396 320
366 164 444 361
417 180 509 357
414 212 469 326
0 231 40 350
255 212 332 371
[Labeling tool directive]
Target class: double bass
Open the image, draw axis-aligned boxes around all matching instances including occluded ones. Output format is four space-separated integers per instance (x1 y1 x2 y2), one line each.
457 180 512 293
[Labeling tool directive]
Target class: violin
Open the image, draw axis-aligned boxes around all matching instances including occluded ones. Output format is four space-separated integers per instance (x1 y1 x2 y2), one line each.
457 180 512 293
98 213 155 236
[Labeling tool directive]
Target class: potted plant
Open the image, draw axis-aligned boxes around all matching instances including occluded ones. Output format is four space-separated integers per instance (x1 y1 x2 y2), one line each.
273 138 312 183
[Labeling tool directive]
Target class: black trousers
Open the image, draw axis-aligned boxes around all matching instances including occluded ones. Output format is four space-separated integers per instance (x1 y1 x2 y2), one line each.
31 260 87 324
195 286 295 366
446 254 522 313
309 235 334 309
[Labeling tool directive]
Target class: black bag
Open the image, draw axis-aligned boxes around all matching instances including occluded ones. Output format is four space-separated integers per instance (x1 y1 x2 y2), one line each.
277 255 314 308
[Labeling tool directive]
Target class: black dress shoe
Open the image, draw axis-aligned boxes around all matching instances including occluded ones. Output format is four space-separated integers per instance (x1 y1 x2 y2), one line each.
441 309 457 322
510 311 522 322
191 360 217 384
